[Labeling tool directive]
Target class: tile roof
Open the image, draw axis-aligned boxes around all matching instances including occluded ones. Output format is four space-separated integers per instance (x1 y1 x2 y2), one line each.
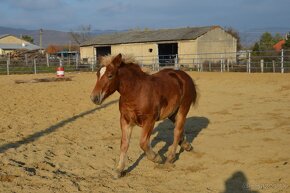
0 43 40 50
0 34 9 39
81 26 219 46
273 40 285 52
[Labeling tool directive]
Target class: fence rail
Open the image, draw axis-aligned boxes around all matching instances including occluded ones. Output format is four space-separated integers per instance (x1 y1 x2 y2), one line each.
1 50 290 75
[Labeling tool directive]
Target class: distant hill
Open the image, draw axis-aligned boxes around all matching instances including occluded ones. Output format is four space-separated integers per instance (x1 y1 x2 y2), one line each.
0 26 120 48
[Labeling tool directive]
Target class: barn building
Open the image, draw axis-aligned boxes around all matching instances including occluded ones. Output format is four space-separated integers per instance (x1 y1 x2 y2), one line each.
0 34 40 56
80 26 237 67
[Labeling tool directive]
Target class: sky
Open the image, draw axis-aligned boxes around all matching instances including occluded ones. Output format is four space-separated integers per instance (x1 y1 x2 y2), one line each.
0 0 290 32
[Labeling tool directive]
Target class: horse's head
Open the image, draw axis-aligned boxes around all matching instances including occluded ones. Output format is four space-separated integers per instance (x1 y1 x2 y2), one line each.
90 54 122 105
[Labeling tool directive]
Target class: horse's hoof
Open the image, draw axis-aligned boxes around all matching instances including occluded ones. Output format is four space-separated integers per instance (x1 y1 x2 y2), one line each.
181 142 193 152
147 152 163 163
113 170 122 179
184 144 193 151
165 155 176 164
153 154 163 164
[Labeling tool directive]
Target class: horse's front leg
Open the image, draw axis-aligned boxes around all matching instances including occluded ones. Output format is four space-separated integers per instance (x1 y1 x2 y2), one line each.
140 121 162 163
114 115 133 179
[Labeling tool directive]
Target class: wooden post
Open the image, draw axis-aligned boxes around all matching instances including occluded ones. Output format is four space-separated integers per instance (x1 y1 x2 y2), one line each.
227 59 229 72
272 60 275 73
281 49 284 73
209 61 212 72
34 58 37 74
59 58 63 67
174 54 179 70
6 54 10 75
247 51 251 73
25 54 28 66
260 59 264 73
91 60 94 72
76 53 79 69
46 53 50 67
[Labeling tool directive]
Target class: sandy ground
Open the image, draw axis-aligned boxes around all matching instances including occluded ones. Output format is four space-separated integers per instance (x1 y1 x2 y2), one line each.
0 71 289 193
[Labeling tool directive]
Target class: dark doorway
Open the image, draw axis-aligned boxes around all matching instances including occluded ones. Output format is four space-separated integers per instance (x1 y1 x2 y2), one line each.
158 43 178 66
96 46 111 63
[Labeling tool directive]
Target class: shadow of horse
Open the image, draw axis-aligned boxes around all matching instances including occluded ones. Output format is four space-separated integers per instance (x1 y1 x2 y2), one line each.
151 116 210 161
0 99 118 154
125 116 209 174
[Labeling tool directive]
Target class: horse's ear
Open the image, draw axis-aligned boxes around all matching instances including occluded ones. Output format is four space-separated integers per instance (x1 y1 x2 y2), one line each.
112 53 122 67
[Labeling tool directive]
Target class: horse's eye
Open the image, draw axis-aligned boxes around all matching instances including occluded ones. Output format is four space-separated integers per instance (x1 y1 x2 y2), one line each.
108 74 114 80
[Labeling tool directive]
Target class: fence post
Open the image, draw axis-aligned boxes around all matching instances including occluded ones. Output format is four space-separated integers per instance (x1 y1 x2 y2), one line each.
272 60 276 73
59 58 63 67
174 54 179 70
34 58 37 74
25 54 28 66
227 59 229 72
247 51 251 73
209 61 211 72
220 59 223 72
260 59 264 73
91 57 95 72
46 53 50 67
281 49 284 73
6 54 10 75
76 54 79 69
157 57 160 71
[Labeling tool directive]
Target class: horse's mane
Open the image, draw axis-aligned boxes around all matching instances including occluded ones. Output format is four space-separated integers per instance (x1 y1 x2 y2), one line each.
101 54 143 72
101 54 138 67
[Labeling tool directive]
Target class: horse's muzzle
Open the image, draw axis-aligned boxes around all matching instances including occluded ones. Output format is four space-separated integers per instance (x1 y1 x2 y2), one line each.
90 93 104 105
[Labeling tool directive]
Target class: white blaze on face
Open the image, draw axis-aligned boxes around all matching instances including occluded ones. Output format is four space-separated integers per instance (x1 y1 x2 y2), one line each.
99 67 107 79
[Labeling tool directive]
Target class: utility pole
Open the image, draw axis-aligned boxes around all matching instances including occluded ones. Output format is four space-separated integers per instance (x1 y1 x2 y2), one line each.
39 28 43 48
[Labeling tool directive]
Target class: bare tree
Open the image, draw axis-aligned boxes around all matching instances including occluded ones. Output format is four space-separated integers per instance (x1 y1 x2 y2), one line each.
69 25 92 45
224 27 242 50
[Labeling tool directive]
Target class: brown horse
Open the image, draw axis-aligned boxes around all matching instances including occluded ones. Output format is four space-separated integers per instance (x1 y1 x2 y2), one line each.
91 54 197 178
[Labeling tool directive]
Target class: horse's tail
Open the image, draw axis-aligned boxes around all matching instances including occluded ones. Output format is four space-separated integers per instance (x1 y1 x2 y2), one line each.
191 78 199 108
175 70 199 108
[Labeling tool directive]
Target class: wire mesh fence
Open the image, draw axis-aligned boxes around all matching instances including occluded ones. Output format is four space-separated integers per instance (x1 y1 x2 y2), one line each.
0 50 290 75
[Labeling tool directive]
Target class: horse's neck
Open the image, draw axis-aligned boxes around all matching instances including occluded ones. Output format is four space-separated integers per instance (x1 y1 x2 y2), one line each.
117 66 147 97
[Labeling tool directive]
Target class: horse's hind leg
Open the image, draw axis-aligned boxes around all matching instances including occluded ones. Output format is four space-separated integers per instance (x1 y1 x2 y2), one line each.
166 109 192 163
166 113 185 163
179 136 193 151
140 121 162 163
169 113 192 152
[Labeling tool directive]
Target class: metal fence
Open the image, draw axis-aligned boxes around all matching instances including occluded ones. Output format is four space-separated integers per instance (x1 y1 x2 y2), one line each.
0 54 95 75
0 50 290 75
134 49 290 73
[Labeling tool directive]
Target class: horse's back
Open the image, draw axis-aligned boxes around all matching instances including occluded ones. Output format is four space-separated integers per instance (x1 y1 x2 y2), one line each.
154 69 196 102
